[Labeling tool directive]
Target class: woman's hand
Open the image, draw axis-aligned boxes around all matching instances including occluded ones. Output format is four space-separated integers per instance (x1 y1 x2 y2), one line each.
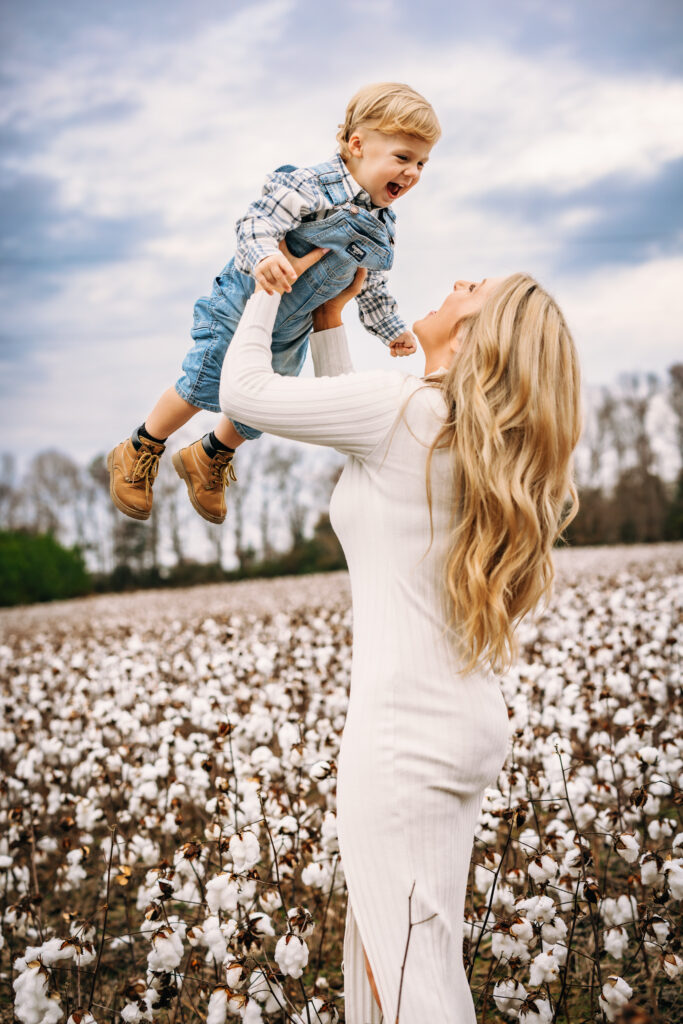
254 240 329 295
312 266 368 331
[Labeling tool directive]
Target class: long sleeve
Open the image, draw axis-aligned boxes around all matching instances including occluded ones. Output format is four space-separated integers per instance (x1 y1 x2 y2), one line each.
309 326 354 377
355 268 408 344
219 292 407 459
234 168 325 275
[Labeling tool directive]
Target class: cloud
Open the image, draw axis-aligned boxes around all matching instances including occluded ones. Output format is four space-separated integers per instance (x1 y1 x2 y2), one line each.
472 156 683 272
0 0 681 465
556 255 683 383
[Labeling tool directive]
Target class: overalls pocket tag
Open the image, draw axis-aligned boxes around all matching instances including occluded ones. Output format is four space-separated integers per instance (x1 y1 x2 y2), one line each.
345 241 367 262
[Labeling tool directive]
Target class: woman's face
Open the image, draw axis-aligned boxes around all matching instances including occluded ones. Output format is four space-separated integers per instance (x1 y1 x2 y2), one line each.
413 277 503 354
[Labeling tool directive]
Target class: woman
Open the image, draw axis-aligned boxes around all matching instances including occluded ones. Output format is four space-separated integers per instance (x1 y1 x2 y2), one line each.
220 245 582 1023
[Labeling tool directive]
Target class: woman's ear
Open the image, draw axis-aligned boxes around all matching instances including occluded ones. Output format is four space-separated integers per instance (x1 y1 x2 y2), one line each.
449 323 464 355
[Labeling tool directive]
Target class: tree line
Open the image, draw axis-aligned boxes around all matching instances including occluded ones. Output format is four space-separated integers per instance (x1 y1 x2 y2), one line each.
1 365 681 606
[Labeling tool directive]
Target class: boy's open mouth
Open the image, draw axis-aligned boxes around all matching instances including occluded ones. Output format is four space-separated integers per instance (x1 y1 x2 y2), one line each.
386 182 402 198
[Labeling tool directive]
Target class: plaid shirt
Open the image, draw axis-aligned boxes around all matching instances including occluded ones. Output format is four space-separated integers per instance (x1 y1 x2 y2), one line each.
234 154 407 344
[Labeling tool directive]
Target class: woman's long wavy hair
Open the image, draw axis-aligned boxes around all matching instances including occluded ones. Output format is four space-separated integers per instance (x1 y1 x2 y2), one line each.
425 273 582 675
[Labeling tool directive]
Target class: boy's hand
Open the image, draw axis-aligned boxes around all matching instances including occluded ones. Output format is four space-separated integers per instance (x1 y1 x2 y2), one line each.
254 251 298 295
389 331 418 357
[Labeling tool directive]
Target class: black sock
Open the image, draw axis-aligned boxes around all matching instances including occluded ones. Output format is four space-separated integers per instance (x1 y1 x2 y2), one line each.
132 423 167 450
202 431 235 458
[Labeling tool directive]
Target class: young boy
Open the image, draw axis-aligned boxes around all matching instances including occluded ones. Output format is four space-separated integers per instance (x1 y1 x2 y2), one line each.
108 82 440 524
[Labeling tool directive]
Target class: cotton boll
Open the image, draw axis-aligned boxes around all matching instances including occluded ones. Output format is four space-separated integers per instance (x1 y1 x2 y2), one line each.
229 831 260 873
248 969 285 1013
510 916 534 943
147 927 183 972
274 934 309 978
663 952 683 979
202 916 231 963
240 999 264 1024
574 802 597 828
599 894 638 928
292 997 338 1024
321 812 339 853
206 874 240 914
649 818 676 842
614 832 640 864
598 976 633 1022
644 915 670 950
487 882 517 914
67 1015 97 1024
663 859 683 899
223 955 247 989
301 861 332 890
278 721 300 752
604 927 629 959
539 917 567 946
475 856 501 894
207 988 228 1024
259 888 282 915
516 828 541 855
518 996 553 1024
528 854 557 884
640 853 665 888
287 906 315 938
492 932 532 965
247 912 275 937
493 978 527 1017
528 950 560 986
516 895 557 926
13 963 63 1024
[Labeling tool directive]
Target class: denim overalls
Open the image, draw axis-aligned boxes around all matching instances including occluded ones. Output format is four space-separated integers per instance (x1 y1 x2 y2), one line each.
175 160 396 440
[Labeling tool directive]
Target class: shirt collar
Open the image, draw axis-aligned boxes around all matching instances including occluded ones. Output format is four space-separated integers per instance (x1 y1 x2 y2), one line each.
332 153 376 209
423 366 449 379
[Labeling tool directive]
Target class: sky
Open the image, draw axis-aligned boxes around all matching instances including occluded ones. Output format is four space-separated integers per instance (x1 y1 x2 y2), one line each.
1 0 683 465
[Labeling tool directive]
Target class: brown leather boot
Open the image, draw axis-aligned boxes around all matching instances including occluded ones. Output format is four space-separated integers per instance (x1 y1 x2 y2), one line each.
172 436 236 524
107 430 165 521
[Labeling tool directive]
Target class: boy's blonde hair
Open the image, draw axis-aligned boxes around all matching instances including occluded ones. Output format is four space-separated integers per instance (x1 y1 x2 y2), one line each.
336 82 441 159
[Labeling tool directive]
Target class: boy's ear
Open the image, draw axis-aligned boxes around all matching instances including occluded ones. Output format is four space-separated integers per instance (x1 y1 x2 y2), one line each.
347 132 363 158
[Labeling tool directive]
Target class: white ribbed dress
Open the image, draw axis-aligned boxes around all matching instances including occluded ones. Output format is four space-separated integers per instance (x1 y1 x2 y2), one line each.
220 291 512 1024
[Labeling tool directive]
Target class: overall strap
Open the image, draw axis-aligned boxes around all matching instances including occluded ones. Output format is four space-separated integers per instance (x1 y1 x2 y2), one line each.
310 158 350 206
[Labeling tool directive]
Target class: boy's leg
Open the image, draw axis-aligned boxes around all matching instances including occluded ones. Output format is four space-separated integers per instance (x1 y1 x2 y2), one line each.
172 414 246 526
107 389 201 522
144 387 201 440
213 414 246 451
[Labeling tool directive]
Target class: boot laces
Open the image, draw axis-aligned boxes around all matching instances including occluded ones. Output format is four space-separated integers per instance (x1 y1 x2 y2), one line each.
212 452 237 490
131 449 161 496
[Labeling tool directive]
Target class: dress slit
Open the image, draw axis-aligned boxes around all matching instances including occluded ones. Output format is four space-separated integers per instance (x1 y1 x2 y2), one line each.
343 892 385 1024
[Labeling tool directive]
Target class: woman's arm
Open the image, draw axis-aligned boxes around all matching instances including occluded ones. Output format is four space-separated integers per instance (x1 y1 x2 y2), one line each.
219 290 405 459
308 266 366 377
309 325 354 377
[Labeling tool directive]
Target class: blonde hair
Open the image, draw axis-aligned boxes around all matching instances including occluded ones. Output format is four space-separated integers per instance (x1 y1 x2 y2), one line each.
336 82 441 159
425 274 582 676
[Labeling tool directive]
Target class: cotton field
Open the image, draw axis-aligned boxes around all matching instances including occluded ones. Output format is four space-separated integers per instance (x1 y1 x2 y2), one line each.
1 544 682 1024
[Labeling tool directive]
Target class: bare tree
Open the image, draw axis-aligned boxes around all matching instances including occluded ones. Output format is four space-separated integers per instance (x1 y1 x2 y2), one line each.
0 454 19 529
669 363 683 461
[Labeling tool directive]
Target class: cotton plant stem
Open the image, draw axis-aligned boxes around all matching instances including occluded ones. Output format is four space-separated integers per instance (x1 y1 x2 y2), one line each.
467 819 514 982
314 853 339 974
170 946 195 1024
395 881 437 1024
88 824 117 1011
556 747 605 1002
28 821 45 943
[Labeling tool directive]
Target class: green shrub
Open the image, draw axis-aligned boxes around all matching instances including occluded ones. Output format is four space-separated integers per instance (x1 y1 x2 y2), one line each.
0 530 91 606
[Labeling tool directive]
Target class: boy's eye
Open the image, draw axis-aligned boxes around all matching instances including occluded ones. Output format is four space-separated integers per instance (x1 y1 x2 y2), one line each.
469 283 476 292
